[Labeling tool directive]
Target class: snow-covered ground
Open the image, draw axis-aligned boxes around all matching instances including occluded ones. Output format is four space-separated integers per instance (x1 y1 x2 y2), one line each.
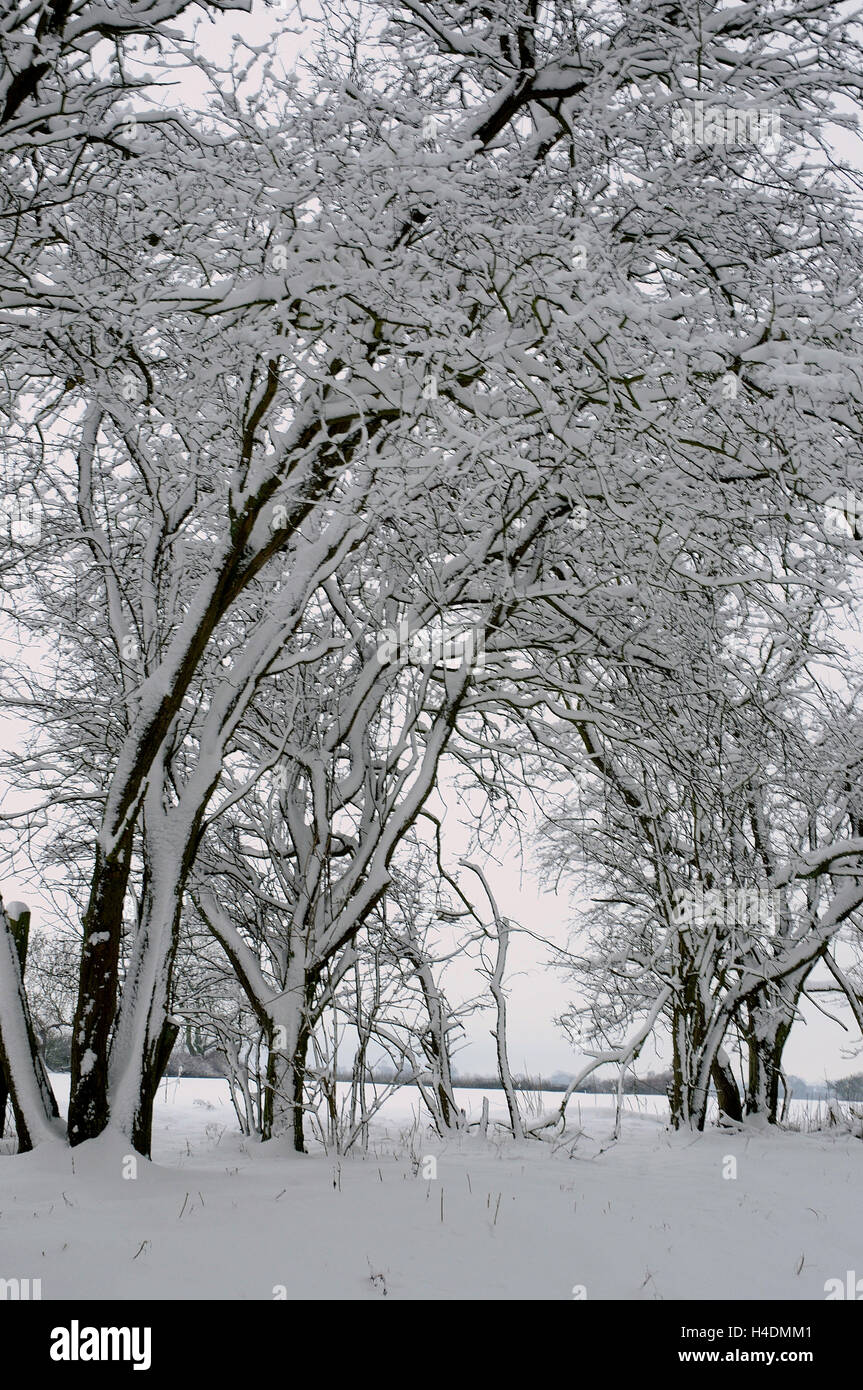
1 1077 860 1300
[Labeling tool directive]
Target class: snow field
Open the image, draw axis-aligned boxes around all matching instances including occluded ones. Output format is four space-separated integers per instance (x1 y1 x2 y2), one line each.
0 1078 860 1300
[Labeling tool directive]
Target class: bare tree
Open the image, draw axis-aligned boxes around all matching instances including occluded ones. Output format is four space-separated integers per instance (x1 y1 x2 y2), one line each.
5 0 863 1159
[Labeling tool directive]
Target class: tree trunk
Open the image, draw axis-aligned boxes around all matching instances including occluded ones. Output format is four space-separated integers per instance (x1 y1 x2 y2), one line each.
463 863 523 1139
265 954 314 1151
742 961 812 1123
711 1048 743 1123
267 1026 310 1151
670 976 735 1130
106 826 189 1155
0 900 60 1150
132 1018 180 1156
408 949 464 1134
744 984 799 1123
292 1023 311 1153
669 939 712 1130
68 831 134 1145
0 901 30 1138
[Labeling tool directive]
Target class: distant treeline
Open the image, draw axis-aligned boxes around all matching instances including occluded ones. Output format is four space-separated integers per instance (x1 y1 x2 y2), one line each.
322 1068 677 1094
38 1032 863 1101
447 1071 676 1095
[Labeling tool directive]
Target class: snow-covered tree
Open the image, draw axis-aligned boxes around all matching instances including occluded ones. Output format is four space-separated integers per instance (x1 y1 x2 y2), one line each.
536 573 863 1129
5 0 863 1158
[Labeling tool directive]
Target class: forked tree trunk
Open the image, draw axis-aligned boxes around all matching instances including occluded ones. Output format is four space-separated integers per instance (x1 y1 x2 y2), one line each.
463 862 523 1139
669 967 741 1129
196 890 310 1146
0 900 61 1150
106 815 195 1155
406 947 464 1134
106 777 216 1156
744 973 804 1123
